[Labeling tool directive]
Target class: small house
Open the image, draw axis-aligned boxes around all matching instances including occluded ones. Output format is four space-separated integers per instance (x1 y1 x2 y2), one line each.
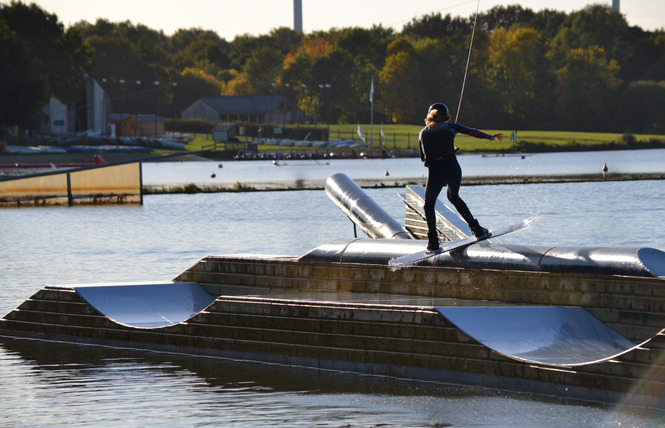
111 114 166 138
182 95 304 125
211 123 236 142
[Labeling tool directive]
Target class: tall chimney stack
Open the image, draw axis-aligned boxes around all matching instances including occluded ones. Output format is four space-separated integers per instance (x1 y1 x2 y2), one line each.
294 0 303 33
612 0 619 12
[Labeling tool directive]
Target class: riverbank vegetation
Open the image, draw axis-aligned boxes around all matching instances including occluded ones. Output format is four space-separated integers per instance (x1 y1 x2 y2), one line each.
1 3 665 137
143 182 257 194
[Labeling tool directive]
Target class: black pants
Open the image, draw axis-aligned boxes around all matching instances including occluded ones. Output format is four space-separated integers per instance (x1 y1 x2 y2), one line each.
424 157 475 236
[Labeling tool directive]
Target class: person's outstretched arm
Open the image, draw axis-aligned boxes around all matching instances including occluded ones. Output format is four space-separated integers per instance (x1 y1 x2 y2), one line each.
450 123 503 141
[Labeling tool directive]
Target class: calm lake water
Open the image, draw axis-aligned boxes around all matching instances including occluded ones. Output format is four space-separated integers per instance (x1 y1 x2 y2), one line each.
142 148 665 188
1 151 665 427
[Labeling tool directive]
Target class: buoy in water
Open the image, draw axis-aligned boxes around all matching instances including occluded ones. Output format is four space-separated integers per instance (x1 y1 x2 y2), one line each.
210 172 216 178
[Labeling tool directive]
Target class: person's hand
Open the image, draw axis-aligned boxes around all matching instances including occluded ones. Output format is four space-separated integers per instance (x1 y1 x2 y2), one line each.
490 133 503 141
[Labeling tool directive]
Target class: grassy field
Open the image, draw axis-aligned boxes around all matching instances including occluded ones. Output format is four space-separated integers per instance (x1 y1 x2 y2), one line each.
185 125 665 155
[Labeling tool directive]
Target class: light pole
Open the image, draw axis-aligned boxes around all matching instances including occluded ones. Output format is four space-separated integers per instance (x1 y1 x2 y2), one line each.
135 80 141 138
294 83 307 140
269 82 277 125
101 78 108 135
119 79 125 136
172 82 177 139
319 83 331 140
119 80 125 113
154 80 160 140
283 83 291 126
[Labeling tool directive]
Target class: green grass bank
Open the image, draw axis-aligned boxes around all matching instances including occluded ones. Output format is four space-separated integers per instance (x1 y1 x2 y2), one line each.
185 125 665 156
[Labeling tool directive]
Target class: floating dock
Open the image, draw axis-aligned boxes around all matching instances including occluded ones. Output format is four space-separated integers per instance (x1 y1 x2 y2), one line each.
1 174 664 409
0 161 142 206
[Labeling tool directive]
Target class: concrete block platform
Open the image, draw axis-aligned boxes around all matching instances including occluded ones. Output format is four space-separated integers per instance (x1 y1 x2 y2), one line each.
2 254 665 409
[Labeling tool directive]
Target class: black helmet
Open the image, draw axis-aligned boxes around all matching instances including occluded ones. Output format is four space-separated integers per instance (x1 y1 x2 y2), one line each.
428 103 449 115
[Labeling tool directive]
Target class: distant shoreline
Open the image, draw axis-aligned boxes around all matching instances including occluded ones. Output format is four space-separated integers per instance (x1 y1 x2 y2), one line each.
3 151 663 192
0 151 209 166
141 172 665 194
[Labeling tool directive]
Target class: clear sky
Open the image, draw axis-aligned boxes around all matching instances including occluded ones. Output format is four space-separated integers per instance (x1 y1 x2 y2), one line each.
21 0 665 39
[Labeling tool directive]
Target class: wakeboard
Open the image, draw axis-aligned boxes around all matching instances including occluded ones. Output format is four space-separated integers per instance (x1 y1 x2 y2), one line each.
389 218 534 269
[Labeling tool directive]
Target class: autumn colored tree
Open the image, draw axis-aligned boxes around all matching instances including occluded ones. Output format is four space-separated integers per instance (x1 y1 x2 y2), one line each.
377 38 423 123
487 27 548 127
178 68 225 106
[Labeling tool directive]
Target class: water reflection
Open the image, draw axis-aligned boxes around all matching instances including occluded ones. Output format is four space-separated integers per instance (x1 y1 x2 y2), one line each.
1 337 663 427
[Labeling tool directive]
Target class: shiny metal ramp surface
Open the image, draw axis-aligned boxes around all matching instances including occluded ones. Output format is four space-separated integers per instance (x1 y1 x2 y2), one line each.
75 282 215 328
436 306 639 367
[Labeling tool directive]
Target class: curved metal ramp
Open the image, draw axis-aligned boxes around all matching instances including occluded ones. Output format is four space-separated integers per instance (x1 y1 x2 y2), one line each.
436 306 639 367
75 282 215 328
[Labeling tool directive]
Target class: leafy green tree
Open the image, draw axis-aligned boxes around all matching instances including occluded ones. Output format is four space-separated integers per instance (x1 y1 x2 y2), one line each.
266 27 303 55
478 5 535 32
378 38 425 123
554 46 622 131
378 33 480 124
229 34 271 71
225 28 302 97
645 32 665 81
85 35 148 83
77 19 171 74
169 28 229 53
116 22 169 68
5 2 665 133
402 13 469 39
241 46 286 93
625 30 665 83
449 30 497 126
550 5 632 76
0 1 92 106
310 50 356 123
329 25 393 67
487 27 547 127
320 28 390 123
527 9 568 39
77 19 170 73
172 39 231 75
618 81 665 133
0 17 45 127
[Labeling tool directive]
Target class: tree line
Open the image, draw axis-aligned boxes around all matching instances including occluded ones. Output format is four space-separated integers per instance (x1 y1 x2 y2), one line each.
1 1 664 135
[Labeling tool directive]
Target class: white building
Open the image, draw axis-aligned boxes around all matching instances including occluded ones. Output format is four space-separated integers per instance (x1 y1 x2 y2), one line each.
39 77 111 136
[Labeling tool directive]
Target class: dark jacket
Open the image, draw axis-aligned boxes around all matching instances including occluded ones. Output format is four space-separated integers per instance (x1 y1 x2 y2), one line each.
419 122 492 166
